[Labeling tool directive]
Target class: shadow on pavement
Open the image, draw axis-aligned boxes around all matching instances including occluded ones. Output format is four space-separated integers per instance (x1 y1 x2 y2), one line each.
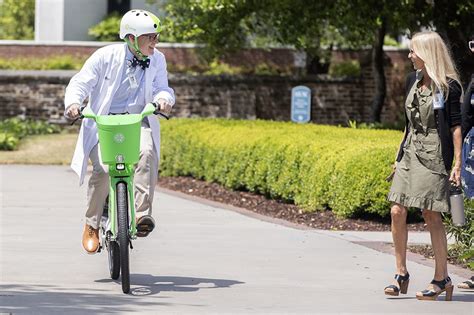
95 274 245 296
386 292 474 302
0 276 244 313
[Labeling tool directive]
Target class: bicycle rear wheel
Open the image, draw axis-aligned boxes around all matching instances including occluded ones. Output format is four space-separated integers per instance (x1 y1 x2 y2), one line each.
117 182 130 294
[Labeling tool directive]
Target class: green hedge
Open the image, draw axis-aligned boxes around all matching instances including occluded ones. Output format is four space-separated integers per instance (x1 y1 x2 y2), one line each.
0 118 61 150
160 118 402 218
0 56 85 70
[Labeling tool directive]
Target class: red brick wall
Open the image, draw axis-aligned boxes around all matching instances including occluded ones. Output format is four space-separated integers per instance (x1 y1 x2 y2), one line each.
0 43 414 126
0 43 297 72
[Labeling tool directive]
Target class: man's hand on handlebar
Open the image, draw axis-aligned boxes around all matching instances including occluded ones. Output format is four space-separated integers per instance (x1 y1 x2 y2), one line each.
155 99 172 115
151 99 172 120
64 103 82 121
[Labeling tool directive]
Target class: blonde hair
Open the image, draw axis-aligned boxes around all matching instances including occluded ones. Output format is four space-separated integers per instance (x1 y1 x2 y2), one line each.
411 31 462 98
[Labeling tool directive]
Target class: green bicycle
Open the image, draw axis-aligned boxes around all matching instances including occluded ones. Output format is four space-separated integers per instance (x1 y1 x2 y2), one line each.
81 102 168 294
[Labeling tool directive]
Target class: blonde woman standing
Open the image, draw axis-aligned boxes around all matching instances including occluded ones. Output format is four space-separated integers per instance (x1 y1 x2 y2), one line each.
384 31 463 301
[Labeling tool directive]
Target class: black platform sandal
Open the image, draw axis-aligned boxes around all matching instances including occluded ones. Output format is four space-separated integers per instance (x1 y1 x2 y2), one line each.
416 276 453 301
457 276 474 290
384 273 410 296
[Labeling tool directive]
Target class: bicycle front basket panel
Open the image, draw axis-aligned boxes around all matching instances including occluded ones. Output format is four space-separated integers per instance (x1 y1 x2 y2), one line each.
96 114 142 165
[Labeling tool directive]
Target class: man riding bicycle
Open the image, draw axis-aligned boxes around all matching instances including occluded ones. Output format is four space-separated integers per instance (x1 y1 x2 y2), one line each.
64 9 175 254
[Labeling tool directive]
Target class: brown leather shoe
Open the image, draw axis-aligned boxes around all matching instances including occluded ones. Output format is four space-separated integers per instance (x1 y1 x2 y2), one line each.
82 224 99 254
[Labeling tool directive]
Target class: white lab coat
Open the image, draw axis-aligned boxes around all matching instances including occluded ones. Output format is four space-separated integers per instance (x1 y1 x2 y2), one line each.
64 43 175 185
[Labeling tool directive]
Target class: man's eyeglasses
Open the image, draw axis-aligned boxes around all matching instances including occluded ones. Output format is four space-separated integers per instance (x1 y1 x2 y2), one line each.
469 41 474 50
143 33 159 42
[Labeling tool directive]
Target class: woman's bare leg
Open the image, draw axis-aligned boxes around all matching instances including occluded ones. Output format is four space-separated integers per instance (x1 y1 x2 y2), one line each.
391 203 409 275
422 209 448 280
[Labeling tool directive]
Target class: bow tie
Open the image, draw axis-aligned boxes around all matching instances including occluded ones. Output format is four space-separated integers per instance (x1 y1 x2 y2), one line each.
130 56 150 69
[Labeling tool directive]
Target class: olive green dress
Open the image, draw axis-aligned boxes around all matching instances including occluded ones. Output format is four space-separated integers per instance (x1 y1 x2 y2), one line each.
388 75 450 212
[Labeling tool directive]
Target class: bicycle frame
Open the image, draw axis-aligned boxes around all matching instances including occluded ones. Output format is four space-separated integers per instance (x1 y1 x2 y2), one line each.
82 102 156 240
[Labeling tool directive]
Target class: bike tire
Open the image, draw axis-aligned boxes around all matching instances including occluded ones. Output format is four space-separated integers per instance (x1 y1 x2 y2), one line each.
108 240 120 280
117 182 130 294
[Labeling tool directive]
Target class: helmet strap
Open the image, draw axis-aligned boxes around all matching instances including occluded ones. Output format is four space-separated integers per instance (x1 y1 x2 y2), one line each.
125 36 148 61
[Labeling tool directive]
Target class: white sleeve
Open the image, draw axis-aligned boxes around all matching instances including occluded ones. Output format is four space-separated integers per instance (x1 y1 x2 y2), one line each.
64 51 103 109
152 53 175 106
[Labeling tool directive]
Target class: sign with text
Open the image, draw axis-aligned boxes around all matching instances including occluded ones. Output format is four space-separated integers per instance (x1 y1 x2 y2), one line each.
291 86 311 123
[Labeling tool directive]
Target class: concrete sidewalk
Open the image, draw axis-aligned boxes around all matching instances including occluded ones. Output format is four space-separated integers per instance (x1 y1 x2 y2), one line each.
0 165 473 314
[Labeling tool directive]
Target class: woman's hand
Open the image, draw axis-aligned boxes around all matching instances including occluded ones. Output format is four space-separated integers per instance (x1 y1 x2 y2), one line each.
449 164 461 186
385 162 397 182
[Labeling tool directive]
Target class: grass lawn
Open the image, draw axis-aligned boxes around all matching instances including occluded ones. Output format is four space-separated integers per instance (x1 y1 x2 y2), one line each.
0 133 77 165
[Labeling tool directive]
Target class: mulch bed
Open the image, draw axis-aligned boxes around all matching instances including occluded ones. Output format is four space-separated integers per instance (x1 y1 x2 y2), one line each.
158 176 425 232
408 244 469 269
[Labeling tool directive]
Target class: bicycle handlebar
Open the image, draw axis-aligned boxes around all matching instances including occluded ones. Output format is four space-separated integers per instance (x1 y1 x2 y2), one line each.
150 102 170 120
69 103 170 125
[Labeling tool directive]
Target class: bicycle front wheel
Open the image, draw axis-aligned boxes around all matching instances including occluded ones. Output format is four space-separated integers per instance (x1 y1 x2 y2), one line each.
108 240 120 280
117 182 130 294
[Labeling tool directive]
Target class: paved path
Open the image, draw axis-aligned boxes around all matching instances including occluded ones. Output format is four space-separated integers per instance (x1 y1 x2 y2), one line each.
0 165 472 314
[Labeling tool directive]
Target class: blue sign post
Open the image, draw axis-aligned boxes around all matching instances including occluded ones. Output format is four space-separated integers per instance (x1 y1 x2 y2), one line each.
291 86 311 123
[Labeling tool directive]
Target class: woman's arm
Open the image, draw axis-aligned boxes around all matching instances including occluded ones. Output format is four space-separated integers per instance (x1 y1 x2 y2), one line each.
450 125 462 185
448 79 463 185
461 78 474 139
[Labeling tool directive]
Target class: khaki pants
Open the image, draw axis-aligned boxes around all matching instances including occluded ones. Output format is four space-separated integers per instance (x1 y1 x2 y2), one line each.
85 126 158 229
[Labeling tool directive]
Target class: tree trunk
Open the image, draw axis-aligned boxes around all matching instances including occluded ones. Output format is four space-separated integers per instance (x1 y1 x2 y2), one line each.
370 18 387 123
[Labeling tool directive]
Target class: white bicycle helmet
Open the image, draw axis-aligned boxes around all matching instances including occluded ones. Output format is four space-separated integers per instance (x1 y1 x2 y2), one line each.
120 9 162 60
119 9 162 39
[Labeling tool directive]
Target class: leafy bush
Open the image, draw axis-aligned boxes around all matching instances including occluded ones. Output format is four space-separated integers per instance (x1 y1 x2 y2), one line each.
384 35 401 47
204 60 243 75
347 119 405 131
0 56 85 70
0 0 34 40
0 133 19 150
0 118 61 150
444 202 474 270
328 60 361 78
253 63 292 76
160 118 402 218
88 13 121 42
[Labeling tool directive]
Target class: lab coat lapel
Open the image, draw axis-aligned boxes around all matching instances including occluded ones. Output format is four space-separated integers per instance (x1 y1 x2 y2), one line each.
98 44 128 115
145 59 154 102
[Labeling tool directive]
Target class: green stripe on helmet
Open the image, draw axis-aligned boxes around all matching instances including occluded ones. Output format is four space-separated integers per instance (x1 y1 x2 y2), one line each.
148 12 162 33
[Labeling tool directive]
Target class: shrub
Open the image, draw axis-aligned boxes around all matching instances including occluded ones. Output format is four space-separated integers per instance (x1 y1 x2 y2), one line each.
253 63 292 76
160 118 402 218
0 133 19 150
347 119 405 131
328 60 361 78
0 56 85 70
0 0 34 40
88 13 121 42
0 118 61 150
204 60 243 75
384 35 401 47
443 202 474 270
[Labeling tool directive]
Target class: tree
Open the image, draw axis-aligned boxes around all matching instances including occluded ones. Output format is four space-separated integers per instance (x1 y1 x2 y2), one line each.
331 1 419 122
162 0 340 73
429 0 474 85
161 0 473 122
0 0 35 40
